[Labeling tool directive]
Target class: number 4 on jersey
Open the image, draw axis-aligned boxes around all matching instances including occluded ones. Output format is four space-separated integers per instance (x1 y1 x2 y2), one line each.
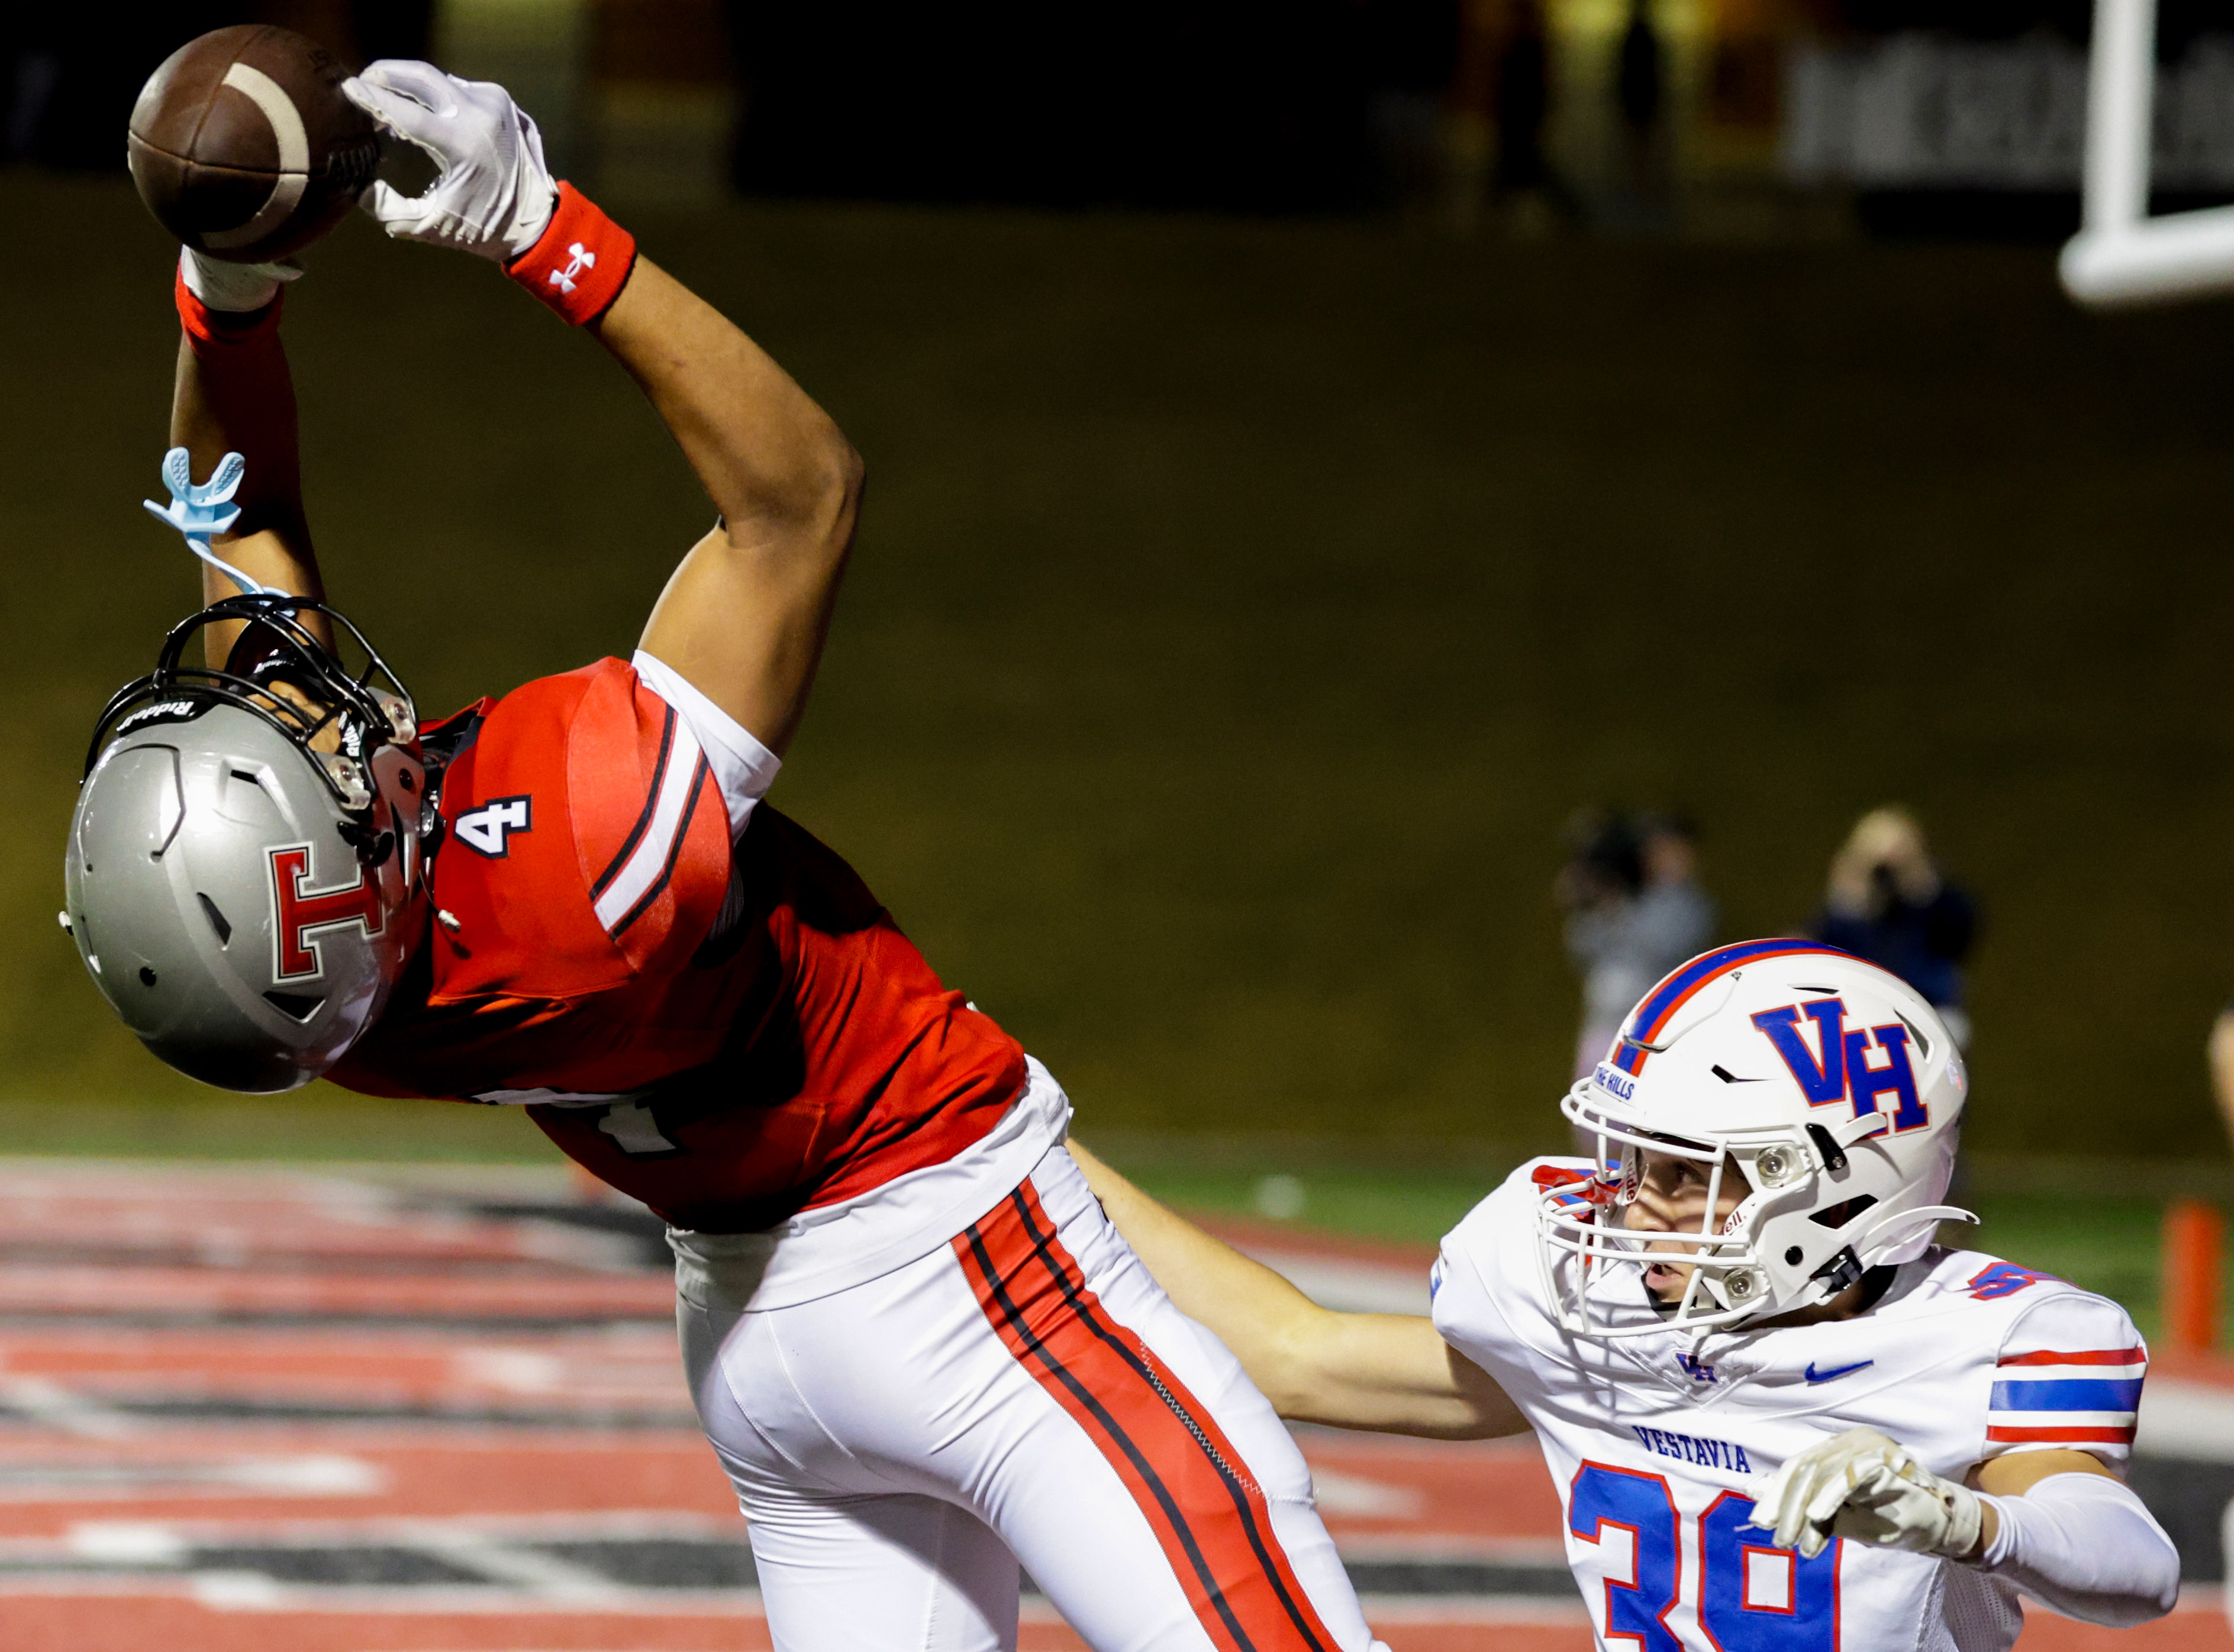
1570 1463 1839 1651
454 795 533 858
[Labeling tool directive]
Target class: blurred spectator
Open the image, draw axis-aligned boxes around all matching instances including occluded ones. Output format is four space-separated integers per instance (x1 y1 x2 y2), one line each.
2 30 63 164
1813 806 1978 1047
1613 0 1668 222
1559 809 1717 1080
2207 1006 2234 1156
1617 0 1664 139
1361 0 1462 208
1493 0 1575 227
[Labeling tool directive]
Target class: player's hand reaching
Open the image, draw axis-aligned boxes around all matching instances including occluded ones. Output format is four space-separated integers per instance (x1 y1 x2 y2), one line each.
1748 1427 1984 1561
341 61 556 262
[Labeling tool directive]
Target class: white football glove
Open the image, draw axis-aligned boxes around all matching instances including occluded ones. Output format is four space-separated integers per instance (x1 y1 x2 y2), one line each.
179 246 302 313
1746 1427 1985 1561
341 60 557 262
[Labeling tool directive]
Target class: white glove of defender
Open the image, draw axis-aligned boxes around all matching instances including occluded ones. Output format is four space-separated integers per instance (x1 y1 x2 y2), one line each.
1746 1427 1985 1561
180 246 302 312
341 60 557 262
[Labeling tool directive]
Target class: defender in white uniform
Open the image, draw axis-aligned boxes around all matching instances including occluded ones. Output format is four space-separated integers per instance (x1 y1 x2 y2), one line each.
1439 1163 2143 1648
1075 941 2181 1651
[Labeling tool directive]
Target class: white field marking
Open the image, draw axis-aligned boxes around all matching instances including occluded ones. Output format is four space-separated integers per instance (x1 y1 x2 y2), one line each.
0 1577 209 1598
1239 1252 1430 1316
67 1522 187 1564
1310 1466 1425 1519
0 1377 138 1439
2134 1379 2234 1461
228 1453 385 1493
451 1348 566 1394
202 63 310 251
38 1509 743 1551
1332 1532 1570 1564
194 1232 252 1269
507 1217 653 1274
1353 1595 1593 1625
191 1569 285 1609
167 1583 770 1615
0 1452 384 1501
398 1526 624 1603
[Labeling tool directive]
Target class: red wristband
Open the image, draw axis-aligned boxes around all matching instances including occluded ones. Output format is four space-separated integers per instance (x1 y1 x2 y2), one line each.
505 182 637 325
174 268 283 347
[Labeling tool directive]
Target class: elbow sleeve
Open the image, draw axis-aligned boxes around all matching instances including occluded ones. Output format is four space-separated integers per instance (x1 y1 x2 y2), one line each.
1973 1472 2181 1627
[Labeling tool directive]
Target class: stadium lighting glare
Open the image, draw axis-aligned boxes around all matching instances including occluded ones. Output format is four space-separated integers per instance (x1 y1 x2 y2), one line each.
2062 0 2234 305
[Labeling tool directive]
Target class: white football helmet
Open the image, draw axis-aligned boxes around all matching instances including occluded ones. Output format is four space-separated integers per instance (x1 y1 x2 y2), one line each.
1537 940 1973 1340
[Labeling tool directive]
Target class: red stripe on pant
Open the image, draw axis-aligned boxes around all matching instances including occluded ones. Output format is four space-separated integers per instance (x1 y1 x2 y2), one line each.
955 1182 1343 1652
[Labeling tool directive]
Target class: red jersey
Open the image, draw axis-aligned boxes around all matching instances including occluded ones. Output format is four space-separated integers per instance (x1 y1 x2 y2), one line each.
329 658 1027 1232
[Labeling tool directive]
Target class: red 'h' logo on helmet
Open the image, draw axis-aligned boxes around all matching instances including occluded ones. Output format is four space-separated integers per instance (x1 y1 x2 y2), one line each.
269 846 385 980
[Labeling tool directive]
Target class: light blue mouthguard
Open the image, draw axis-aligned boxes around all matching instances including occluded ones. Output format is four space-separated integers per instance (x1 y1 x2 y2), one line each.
142 446 281 597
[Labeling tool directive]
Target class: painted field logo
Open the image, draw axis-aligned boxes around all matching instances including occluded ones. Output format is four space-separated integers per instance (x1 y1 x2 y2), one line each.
1749 998 1930 1132
269 846 385 980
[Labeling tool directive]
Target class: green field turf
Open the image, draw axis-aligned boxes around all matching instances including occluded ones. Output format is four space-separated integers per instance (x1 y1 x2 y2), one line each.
0 1095 556 1163
11 173 2234 1172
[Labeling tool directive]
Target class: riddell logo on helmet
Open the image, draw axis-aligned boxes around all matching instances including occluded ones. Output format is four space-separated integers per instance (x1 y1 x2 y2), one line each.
269 846 385 980
114 699 202 733
1750 998 1930 1132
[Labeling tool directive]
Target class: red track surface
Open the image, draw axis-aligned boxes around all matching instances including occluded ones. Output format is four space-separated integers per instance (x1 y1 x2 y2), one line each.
0 1162 2215 1651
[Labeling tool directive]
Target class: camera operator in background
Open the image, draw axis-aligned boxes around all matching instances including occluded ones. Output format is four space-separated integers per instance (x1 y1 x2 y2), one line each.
1558 808 1715 1082
1814 806 1980 1049
2202 999 2234 1156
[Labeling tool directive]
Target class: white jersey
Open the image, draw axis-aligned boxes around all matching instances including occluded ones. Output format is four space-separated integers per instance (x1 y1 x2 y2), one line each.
1431 1159 2146 1652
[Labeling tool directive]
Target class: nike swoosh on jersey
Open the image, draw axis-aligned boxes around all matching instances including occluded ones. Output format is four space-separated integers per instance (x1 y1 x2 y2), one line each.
1804 1359 1875 1383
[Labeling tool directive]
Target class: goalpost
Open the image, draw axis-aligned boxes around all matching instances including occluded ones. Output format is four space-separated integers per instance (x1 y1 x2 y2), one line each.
2061 0 2234 305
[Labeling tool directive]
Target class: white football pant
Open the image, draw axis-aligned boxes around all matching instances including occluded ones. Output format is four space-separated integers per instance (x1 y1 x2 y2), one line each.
679 1144 1384 1652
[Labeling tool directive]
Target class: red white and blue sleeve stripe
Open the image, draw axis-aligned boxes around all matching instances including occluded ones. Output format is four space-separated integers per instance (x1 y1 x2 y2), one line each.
1986 1346 2145 1451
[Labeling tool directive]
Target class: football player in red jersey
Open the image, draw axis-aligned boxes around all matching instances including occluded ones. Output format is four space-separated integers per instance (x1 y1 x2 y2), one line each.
69 60 1387 1652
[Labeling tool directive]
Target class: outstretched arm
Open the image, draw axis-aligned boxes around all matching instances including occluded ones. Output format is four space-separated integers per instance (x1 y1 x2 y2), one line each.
1069 1142 1525 1440
169 257 330 659
342 60 860 758
598 259 862 757
1753 1429 2174 1627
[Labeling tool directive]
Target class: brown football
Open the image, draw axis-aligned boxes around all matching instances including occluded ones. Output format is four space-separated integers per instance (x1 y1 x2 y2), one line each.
127 25 380 264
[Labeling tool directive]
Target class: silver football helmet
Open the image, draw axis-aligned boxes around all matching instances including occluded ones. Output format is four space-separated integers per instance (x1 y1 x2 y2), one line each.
1537 940 1974 1340
64 596 433 1092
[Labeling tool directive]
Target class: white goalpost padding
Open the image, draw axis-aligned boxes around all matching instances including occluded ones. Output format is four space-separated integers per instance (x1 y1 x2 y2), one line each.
2062 0 2234 304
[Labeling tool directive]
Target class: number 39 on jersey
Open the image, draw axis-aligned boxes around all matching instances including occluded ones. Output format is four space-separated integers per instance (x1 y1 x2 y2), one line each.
1570 1464 1838 1652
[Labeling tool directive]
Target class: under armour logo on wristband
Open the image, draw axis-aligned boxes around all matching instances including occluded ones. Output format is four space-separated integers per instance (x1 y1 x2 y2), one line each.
508 183 636 325
548 243 597 296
